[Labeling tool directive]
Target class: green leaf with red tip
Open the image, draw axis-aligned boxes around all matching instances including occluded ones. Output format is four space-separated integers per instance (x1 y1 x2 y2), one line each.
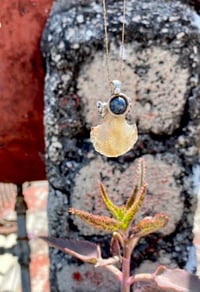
100 183 125 220
69 208 122 232
121 184 147 230
132 213 169 237
126 158 146 210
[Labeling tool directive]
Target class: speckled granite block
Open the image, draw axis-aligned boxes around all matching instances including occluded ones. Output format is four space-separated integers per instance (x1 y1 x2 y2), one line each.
41 0 200 290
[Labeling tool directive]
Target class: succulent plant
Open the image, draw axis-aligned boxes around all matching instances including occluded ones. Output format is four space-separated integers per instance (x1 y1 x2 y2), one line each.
42 159 200 291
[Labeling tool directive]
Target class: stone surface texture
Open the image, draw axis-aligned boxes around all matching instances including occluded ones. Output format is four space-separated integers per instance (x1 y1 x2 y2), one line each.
42 0 200 291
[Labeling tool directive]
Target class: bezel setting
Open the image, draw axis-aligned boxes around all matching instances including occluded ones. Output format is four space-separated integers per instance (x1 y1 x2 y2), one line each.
108 93 130 116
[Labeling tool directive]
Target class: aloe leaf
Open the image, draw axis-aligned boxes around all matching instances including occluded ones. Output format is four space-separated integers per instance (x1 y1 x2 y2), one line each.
69 208 121 232
122 184 147 230
133 213 169 237
41 237 100 264
126 158 146 210
99 183 124 220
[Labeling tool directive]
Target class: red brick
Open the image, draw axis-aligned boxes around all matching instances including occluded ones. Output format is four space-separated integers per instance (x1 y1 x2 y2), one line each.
0 0 53 183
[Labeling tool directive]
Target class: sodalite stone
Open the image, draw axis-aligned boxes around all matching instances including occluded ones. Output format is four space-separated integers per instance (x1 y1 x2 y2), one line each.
109 95 128 115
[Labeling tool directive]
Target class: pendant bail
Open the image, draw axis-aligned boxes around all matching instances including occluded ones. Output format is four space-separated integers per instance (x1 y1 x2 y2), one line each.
111 80 121 94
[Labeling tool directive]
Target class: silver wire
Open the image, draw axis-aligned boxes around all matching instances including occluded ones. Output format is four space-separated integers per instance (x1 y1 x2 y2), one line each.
102 0 126 90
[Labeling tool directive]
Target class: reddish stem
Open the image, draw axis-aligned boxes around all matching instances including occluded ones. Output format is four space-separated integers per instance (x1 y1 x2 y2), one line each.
121 240 131 292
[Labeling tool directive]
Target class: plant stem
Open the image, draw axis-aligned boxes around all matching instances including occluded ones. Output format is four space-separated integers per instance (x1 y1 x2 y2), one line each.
121 240 131 292
128 273 154 286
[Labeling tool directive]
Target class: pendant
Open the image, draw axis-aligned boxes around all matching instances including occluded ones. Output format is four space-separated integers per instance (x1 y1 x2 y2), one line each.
90 80 138 157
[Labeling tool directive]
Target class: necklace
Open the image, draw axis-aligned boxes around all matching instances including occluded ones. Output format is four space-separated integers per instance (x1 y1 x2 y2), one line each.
90 0 138 158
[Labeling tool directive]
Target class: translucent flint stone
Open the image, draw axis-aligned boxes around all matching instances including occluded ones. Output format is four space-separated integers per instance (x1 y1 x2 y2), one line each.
109 95 128 115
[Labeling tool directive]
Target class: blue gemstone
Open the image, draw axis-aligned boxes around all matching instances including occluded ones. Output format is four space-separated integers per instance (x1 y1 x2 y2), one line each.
109 95 128 115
